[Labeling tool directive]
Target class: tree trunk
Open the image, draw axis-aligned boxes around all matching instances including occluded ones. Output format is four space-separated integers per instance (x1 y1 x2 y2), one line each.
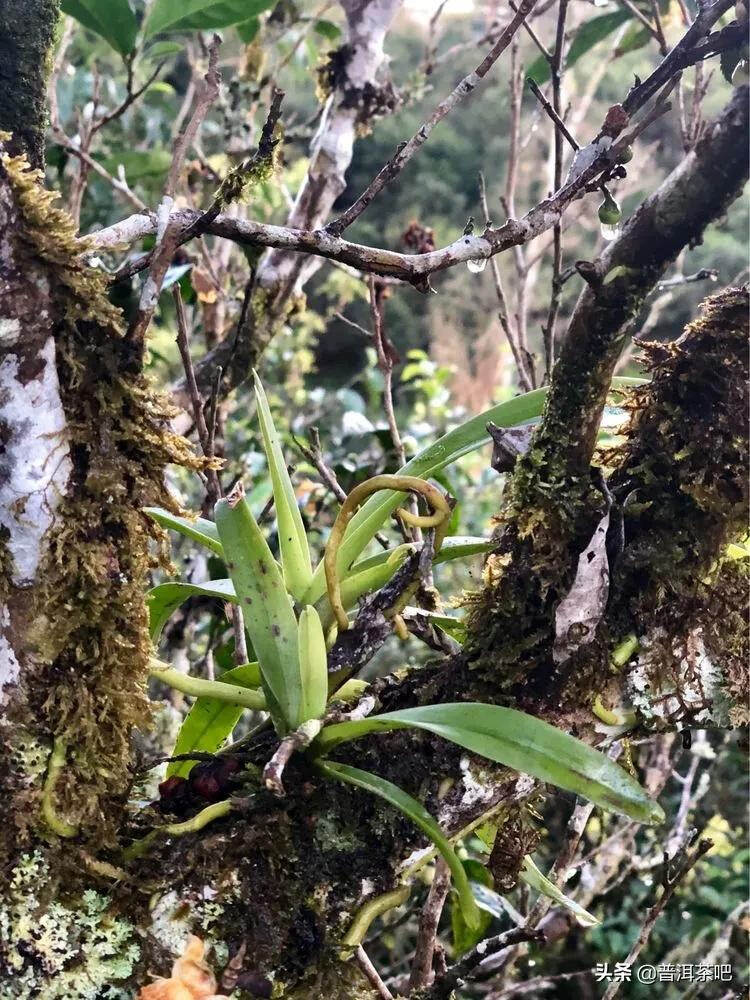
0 0 59 169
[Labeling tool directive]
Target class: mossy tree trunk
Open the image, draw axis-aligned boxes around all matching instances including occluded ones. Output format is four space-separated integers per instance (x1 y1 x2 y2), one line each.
0 0 59 169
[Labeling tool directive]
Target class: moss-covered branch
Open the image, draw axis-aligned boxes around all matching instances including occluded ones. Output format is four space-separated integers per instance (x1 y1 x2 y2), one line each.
0 143 202 861
464 87 748 688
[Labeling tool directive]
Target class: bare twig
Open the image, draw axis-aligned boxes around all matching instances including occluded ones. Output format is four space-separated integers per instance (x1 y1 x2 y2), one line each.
486 970 592 998
67 70 101 226
173 286 222 502
165 41 221 201
601 838 713 1000
616 0 661 46
47 15 75 133
508 0 551 61
621 0 735 113
541 0 569 377
367 277 420 544
648 0 669 54
478 171 534 391
171 287 248 663
425 928 543 999
50 132 147 212
326 0 540 237
409 858 452 991
422 0 449 74
262 721 321 797
682 900 749 1000
526 78 579 153
295 427 347 504
357 945 394 1000
126 37 221 355
502 41 532 374
368 278 406 472
91 60 165 134
656 267 718 289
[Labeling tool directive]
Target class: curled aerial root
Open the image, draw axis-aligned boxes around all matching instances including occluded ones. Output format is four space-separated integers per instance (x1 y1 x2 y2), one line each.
324 474 451 632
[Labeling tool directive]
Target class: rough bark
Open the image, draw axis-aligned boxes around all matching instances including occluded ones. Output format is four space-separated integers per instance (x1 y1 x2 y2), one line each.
0 145 202 996
0 0 59 169
464 86 749 691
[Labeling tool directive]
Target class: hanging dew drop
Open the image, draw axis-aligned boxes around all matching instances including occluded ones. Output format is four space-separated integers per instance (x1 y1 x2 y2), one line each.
593 0 609 7
467 257 487 274
598 193 622 242
600 221 621 242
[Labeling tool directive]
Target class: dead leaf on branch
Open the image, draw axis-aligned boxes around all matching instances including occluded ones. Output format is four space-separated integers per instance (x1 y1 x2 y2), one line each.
553 507 611 665
487 422 535 473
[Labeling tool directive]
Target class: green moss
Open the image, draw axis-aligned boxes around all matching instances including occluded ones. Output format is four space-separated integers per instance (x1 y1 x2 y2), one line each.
0 1 59 168
604 287 749 725
0 146 204 846
611 287 748 599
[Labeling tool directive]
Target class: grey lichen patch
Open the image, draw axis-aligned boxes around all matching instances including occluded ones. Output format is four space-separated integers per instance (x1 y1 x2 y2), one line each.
627 626 732 728
0 850 139 999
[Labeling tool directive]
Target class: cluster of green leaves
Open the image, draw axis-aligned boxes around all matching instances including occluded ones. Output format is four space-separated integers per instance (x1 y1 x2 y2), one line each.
148 376 662 930
61 0 277 57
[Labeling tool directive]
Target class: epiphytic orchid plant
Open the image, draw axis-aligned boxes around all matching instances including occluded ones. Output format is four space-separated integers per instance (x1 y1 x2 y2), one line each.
142 373 662 928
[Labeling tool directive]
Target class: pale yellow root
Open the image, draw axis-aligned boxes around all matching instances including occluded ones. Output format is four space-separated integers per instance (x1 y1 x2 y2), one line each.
324 475 451 632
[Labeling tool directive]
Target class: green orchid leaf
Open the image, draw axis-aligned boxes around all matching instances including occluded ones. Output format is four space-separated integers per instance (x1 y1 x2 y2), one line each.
148 579 235 641
296 605 328 726
144 507 223 556
215 491 301 734
314 703 664 824
318 761 481 930
304 380 644 604
520 856 598 927
254 372 313 601
452 860 493 956
166 662 262 779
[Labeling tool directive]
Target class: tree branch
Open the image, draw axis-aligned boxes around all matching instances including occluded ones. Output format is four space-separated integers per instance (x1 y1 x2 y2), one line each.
525 84 748 488
326 0 540 237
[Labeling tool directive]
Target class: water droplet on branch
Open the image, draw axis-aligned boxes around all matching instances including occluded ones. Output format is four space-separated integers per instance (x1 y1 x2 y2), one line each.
467 257 487 274
600 221 621 242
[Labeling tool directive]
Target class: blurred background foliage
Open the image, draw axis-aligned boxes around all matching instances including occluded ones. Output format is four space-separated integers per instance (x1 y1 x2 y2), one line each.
50 0 748 994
